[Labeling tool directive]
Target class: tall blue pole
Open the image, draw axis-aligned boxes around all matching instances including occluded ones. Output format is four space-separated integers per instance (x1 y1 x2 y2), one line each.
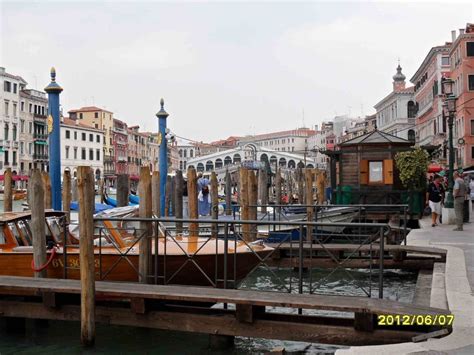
156 98 169 216
44 67 63 211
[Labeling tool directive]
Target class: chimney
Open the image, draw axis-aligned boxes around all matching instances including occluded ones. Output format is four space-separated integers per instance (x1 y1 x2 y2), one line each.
451 30 456 42
75 119 79 126
459 28 465 35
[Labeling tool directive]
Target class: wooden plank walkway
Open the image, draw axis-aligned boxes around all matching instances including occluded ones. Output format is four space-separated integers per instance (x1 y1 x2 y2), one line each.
0 276 451 346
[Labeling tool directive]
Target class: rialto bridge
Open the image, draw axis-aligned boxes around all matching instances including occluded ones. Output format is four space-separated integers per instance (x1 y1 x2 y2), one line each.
186 144 317 174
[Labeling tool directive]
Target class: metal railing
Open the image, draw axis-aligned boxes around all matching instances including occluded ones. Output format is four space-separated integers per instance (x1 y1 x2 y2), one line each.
84 216 391 299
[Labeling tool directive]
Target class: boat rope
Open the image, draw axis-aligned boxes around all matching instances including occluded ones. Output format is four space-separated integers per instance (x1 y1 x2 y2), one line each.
31 246 58 272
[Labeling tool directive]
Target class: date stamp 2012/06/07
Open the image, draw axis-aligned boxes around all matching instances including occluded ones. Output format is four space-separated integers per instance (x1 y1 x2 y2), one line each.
377 314 454 326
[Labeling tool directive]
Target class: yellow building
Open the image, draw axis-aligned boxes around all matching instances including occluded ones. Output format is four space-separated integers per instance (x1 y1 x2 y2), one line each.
68 106 114 175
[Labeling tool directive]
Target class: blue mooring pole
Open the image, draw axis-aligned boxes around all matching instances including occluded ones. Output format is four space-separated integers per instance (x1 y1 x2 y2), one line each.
156 98 169 216
44 67 63 211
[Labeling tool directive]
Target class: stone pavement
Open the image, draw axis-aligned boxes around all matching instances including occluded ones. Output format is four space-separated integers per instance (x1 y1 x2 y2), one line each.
337 206 474 355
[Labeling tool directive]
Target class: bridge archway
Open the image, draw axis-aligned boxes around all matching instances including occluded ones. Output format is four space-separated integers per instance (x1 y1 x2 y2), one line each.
288 160 296 169
279 157 287 167
270 155 277 166
206 160 214 171
215 158 223 169
197 163 204 172
224 156 232 166
233 153 241 164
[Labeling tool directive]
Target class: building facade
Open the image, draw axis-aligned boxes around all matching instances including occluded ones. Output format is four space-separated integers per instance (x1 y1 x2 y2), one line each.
449 24 474 169
374 65 416 141
112 119 128 175
0 67 28 175
410 44 451 162
19 89 49 173
61 118 104 179
237 128 314 154
68 106 113 177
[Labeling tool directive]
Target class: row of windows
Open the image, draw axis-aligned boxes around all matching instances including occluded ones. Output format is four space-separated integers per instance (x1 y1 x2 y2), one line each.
4 100 47 118
65 129 102 143
65 146 101 161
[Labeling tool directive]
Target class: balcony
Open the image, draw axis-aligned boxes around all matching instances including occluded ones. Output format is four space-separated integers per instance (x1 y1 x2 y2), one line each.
104 155 114 163
33 133 48 140
117 156 127 162
34 113 47 119
33 153 49 161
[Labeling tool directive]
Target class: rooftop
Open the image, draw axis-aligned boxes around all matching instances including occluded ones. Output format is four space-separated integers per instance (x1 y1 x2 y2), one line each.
340 129 411 146
68 106 113 114
61 117 104 132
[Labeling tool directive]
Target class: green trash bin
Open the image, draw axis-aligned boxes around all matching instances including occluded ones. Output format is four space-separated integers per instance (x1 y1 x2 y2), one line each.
341 185 352 205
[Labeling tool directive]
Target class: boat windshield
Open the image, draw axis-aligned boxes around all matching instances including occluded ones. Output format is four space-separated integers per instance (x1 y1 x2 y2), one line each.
17 220 32 245
0 227 6 244
8 222 24 246
46 217 63 244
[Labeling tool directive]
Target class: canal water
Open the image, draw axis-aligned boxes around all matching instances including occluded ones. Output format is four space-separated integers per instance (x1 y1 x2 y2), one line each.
0 199 417 353
0 268 417 354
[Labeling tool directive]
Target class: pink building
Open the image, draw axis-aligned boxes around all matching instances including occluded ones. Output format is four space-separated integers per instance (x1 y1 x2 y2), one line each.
410 44 451 164
449 24 474 169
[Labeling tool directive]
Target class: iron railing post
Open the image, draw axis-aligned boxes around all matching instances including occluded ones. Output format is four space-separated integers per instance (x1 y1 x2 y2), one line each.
378 226 384 299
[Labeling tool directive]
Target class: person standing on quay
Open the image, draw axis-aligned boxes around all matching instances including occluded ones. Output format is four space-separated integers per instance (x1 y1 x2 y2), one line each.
426 174 444 227
197 172 210 216
453 170 467 231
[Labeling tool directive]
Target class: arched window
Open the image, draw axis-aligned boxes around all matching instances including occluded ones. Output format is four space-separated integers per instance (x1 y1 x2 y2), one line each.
297 161 305 169
408 129 415 142
179 149 183 158
279 157 286 167
224 156 232 166
215 158 223 169
183 150 187 158
306 164 314 168
260 153 268 162
190 149 194 158
288 160 296 169
233 154 241 163
407 101 416 118
205 160 214 171
196 163 204 172
270 155 277 166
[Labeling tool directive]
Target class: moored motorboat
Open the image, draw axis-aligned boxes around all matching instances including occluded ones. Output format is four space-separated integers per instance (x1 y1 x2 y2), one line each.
0 209 272 287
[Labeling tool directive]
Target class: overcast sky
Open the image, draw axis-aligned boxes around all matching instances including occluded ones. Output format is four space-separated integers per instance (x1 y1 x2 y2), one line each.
1 1 473 142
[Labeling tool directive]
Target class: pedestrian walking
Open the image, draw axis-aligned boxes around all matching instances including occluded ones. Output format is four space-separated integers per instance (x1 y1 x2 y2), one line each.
197 172 210 216
426 174 444 227
453 170 467 231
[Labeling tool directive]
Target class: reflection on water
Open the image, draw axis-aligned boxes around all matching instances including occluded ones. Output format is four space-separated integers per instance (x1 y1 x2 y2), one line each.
0 268 417 354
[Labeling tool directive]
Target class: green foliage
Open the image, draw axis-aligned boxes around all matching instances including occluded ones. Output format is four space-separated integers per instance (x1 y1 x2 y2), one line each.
395 147 429 190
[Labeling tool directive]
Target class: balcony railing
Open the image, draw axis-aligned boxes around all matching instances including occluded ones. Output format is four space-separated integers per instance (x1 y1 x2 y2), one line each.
34 113 47 119
104 155 114 162
33 133 48 140
33 154 49 161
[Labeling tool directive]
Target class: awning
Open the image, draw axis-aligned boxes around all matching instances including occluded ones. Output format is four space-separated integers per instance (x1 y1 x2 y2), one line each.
34 141 48 145
0 175 29 181
428 164 443 173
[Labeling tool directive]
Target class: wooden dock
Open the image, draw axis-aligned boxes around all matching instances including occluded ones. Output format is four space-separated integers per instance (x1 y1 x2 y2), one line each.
0 275 451 346
267 243 447 270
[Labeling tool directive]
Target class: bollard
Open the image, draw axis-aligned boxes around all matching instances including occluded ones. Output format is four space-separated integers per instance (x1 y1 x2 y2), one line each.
62 170 72 223
77 166 95 346
210 172 218 239
42 172 52 210
117 174 129 207
30 169 47 278
152 171 160 217
187 168 198 238
138 167 152 284
175 170 184 234
3 168 12 212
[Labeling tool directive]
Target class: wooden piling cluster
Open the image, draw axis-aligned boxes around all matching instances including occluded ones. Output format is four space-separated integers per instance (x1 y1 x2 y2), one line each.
187 167 199 238
3 168 12 212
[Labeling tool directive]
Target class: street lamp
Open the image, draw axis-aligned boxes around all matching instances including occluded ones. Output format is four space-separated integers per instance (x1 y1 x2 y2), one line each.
441 77 457 208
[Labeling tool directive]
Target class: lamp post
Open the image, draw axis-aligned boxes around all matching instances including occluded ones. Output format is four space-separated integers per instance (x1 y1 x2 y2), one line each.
441 78 457 209
156 98 169 217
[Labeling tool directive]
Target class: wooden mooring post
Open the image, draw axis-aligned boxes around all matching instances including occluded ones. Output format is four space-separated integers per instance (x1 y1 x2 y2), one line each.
225 169 232 216
258 168 268 213
175 170 184 234
275 168 282 207
77 166 96 346
152 171 160 217
305 169 314 242
72 177 78 202
210 172 218 239
138 167 152 284
117 174 129 208
3 168 12 212
239 168 250 241
62 170 72 223
248 170 258 241
165 175 172 217
187 167 199 238
42 172 52 210
30 169 47 278
297 167 304 204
